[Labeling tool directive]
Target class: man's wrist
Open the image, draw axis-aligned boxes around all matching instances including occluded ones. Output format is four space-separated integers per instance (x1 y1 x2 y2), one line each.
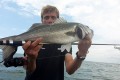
27 57 36 63
76 51 86 61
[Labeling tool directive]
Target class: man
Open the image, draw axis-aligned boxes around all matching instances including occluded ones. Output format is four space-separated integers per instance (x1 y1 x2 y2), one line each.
23 5 91 80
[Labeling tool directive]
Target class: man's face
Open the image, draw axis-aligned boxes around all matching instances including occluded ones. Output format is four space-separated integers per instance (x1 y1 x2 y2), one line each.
42 12 57 25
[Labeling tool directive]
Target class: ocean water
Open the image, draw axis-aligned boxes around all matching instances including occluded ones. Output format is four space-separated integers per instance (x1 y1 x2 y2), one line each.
65 61 120 80
0 53 120 80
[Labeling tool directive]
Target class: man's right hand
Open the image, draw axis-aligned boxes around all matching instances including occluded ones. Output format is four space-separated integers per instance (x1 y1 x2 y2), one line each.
22 38 43 61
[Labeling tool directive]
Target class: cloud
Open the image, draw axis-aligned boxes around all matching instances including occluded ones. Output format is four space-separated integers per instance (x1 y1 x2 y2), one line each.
1 0 120 42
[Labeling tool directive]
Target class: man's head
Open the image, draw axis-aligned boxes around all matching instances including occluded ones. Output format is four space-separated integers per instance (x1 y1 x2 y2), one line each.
41 5 59 24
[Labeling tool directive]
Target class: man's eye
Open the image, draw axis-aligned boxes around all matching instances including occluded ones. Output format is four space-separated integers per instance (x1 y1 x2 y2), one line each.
51 16 57 20
44 16 49 20
43 16 57 20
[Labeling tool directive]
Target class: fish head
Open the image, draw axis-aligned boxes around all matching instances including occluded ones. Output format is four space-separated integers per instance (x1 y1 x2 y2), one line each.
75 23 86 40
83 25 94 39
75 23 94 40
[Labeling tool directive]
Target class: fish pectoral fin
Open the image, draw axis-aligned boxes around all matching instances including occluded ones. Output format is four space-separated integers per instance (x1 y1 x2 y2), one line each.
61 43 72 52
65 31 76 37
0 45 17 61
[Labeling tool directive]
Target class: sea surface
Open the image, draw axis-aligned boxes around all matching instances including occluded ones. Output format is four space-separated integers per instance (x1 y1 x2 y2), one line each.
0 53 120 80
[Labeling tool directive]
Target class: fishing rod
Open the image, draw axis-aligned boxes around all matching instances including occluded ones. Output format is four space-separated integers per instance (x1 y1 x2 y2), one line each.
1 41 120 67
72 43 120 51
0 40 120 46
72 43 120 45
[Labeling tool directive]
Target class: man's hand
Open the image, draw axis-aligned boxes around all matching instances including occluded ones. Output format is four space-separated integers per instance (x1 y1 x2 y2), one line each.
78 35 92 57
22 38 43 60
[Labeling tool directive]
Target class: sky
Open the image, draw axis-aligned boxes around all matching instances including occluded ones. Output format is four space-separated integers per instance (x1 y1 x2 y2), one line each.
0 0 120 64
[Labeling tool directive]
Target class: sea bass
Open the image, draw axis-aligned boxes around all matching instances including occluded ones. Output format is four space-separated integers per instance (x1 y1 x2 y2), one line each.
0 19 93 62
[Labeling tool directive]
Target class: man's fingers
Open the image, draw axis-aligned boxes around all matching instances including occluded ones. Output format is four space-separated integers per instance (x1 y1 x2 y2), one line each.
30 38 43 48
22 41 31 50
84 34 90 39
34 45 42 51
83 34 92 44
22 38 43 50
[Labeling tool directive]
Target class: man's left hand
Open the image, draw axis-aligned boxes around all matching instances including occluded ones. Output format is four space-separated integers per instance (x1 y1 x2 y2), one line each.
77 34 92 57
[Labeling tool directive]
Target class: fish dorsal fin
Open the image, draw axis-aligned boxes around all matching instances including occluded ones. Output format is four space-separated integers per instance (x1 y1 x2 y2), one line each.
53 17 67 24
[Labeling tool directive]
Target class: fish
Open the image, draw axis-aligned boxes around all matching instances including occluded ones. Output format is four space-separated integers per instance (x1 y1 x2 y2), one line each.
0 18 93 62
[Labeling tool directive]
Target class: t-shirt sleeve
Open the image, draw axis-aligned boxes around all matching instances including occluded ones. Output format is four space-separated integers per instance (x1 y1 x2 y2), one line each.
62 44 72 55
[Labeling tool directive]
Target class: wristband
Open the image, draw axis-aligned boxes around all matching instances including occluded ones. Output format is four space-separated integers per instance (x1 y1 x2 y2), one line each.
76 51 86 60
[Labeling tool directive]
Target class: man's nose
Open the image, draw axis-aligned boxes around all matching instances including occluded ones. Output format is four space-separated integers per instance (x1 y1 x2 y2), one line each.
47 18 55 24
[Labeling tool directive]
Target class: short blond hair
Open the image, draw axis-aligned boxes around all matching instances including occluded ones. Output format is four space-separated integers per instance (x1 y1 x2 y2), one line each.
41 5 59 19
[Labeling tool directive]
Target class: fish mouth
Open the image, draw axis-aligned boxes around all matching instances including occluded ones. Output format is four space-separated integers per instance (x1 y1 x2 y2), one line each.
76 26 83 39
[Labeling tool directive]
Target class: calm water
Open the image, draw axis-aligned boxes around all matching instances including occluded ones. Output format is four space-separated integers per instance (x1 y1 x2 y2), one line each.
0 53 120 80
65 61 120 80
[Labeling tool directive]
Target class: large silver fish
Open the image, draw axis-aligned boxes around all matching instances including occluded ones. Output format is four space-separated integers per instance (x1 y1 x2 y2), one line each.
0 19 93 62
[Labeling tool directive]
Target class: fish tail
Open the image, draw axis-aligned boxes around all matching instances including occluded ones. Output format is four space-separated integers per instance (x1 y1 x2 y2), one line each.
0 45 17 62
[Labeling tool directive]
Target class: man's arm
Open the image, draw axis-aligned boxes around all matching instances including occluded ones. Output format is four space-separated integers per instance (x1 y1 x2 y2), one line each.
65 35 91 75
22 38 43 73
